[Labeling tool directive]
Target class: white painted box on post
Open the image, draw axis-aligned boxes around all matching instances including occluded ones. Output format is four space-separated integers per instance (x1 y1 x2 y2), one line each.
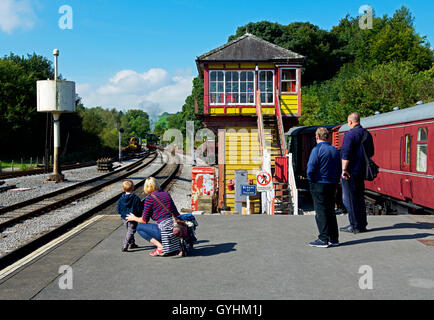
37 80 76 113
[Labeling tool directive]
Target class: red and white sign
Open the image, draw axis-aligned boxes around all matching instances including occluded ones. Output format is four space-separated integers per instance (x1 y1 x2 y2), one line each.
256 171 272 191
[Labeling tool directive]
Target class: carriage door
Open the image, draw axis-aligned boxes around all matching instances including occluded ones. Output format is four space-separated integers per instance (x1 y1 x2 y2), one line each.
400 131 413 200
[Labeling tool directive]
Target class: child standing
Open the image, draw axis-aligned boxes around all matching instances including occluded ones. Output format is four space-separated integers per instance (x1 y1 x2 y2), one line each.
116 180 143 252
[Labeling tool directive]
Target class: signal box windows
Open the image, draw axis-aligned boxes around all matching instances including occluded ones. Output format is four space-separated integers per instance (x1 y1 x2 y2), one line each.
209 70 255 105
280 69 297 93
259 70 274 104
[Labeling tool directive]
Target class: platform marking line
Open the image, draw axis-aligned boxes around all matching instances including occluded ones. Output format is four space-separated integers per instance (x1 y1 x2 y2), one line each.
0 215 106 281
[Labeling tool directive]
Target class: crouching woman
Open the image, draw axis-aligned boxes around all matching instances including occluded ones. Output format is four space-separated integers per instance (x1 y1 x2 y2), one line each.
126 177 181 256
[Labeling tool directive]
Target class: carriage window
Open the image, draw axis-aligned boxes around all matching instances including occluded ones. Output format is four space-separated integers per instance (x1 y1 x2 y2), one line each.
405 135 411 165
416 144 427 172
416 127 428 172
418 127 428 141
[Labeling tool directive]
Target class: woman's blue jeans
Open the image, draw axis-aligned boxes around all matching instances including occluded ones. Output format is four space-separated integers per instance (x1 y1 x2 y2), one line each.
136 223 161 242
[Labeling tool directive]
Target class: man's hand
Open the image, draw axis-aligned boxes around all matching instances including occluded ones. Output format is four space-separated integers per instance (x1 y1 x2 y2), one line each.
342 169 350 180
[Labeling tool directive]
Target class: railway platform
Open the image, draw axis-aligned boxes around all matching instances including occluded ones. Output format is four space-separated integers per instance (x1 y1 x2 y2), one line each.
0 213 433 300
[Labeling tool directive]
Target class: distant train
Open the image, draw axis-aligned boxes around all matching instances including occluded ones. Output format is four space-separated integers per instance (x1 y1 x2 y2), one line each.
122 136 142 155
287 101 434 214
145 134 159 151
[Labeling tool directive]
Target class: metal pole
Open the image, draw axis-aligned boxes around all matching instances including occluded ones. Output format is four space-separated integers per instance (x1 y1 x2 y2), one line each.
53 49 59 81
119 128 124 162
52 113 63 181
47 49 64 182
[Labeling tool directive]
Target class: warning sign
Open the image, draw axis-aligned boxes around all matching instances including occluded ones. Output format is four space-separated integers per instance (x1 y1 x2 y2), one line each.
256 171 273 191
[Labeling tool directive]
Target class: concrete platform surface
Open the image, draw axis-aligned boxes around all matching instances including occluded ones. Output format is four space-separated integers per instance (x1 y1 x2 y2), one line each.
1 214 433 300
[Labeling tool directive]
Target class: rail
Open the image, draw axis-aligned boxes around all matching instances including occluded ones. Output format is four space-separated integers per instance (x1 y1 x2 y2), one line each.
0 152 157 230
0 150 181 270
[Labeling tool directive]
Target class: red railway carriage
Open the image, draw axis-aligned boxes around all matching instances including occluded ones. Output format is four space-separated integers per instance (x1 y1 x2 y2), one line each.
338 102 434 210
286 124 342 181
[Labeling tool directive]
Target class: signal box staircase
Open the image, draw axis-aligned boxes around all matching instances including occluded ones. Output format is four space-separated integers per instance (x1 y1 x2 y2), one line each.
256 90 294 215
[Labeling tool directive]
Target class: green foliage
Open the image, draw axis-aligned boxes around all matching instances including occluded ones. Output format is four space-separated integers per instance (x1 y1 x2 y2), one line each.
331 6 433 72
124 109 150 138
0 53 54 156
78 106 150 150
227 7 433 126
229 21 349 85
299 62 434 125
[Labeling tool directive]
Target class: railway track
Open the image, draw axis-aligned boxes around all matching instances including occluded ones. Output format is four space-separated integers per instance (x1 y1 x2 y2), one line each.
0 153 145 180
0 162 97 180
0 152 157 231
364 190 434 215
0 150 181 270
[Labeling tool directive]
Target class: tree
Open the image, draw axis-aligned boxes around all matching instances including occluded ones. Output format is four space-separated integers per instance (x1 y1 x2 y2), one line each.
299 62 434 125
331 6 433 71
124 109 150 138
228 21 349 85
0 53 54 157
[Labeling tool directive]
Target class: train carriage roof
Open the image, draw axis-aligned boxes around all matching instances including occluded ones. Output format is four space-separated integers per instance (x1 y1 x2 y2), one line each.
339 102 434 133
285 124 339 136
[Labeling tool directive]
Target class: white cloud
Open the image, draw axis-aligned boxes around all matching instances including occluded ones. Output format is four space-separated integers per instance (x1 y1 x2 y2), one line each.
77 68 194 120
0 0 36 34
97 68 169 95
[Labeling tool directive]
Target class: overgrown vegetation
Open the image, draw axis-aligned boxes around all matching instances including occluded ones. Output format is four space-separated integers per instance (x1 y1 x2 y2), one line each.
227 6 433 125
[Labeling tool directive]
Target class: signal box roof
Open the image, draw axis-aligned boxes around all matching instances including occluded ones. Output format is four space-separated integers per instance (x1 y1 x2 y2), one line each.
339 102 434 132
196 33 305 76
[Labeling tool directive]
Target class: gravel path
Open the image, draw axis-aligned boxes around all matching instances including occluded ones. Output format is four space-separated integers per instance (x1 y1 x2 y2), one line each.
0 159 139 208
0 153 166 257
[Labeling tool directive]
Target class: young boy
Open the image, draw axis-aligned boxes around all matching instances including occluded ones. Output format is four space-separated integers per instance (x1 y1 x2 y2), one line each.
116 180 143 252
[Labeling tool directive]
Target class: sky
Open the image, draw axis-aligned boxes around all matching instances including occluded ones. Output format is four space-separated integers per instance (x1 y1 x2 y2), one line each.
1 0 433 120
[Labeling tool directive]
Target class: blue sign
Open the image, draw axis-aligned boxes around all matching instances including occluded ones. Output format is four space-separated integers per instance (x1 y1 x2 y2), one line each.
240 185 257 196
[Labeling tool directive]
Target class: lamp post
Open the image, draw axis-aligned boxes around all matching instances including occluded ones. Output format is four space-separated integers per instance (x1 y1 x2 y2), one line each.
119 128 124 162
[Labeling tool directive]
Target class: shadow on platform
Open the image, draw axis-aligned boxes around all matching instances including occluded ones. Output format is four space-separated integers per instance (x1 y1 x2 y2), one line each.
189 241 237 256
122 241 237 257
126 245 155 252
368 222 434 232
339 232 434 247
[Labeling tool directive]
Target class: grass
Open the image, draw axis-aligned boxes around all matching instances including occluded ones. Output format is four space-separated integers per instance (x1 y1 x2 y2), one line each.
0 159 41 172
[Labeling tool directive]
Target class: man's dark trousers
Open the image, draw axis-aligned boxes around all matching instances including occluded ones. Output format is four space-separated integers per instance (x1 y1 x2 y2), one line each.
310 182 339 243
341 175 367 230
